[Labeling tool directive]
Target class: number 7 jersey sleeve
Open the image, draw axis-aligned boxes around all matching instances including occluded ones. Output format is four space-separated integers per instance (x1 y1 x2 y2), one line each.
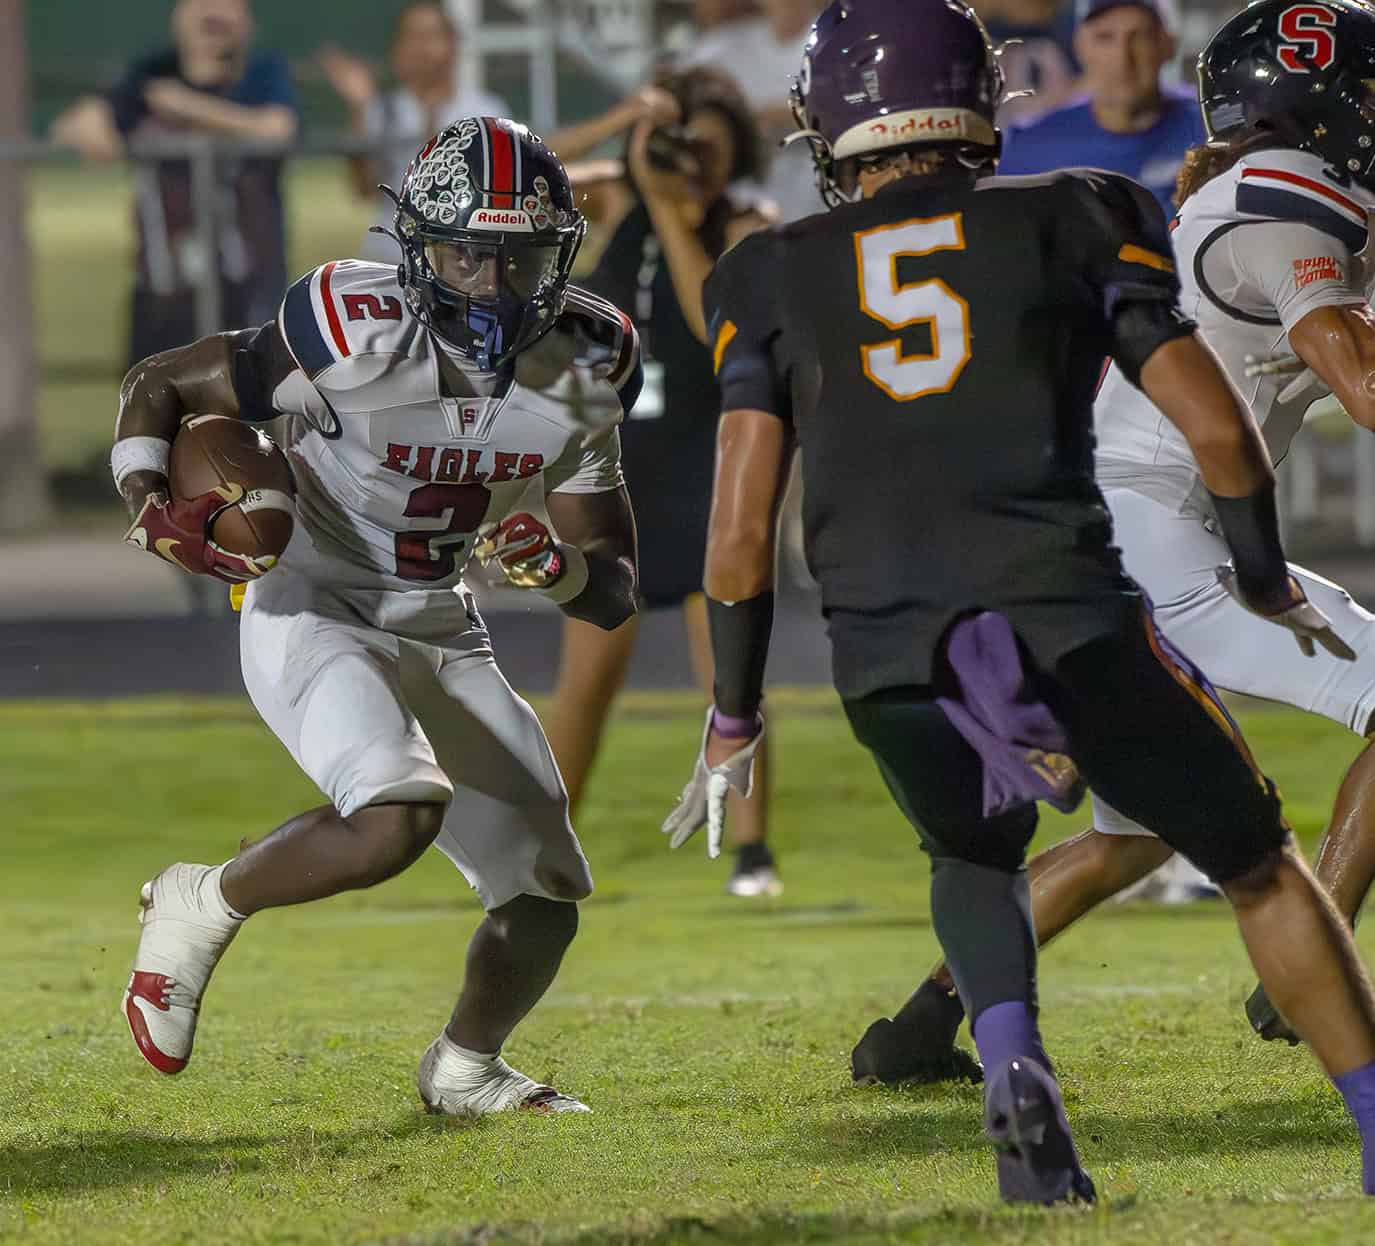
704 230 793 421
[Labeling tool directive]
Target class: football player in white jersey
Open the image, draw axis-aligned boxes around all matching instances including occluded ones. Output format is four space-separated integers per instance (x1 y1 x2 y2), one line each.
852 0 1375 1085
110 119 643 1115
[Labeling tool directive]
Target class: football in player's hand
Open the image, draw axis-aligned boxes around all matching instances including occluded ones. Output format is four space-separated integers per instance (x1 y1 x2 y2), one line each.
170 414 294 565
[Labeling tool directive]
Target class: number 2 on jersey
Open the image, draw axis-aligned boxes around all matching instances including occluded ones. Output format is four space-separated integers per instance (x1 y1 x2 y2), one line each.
854 214 971 402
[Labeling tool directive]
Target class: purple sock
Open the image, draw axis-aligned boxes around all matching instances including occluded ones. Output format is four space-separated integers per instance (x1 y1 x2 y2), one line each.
972 1000 1054 1078
1334 1060 1375 1194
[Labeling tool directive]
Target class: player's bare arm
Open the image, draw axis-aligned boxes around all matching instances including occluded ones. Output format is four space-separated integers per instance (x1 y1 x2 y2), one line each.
1288 303 1375 430
114 333 246 515
1140 334 1352 653
1139 334 1274 498
544 484 639 630
113 328 289 582
703 408 792 606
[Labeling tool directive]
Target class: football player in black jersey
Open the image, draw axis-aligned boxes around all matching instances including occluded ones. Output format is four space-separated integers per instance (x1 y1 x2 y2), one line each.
661 0 1375 1205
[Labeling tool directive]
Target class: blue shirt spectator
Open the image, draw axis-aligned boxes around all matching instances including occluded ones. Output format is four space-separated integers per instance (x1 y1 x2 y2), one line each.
996 0 1202 217
50 0 298 365
1000 85 1204 214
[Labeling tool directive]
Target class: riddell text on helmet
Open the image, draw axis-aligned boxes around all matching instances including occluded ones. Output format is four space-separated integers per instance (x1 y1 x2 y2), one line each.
469 208 535 231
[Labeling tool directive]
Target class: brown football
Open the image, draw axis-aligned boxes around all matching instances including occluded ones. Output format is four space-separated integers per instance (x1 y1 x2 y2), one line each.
169 414 295 564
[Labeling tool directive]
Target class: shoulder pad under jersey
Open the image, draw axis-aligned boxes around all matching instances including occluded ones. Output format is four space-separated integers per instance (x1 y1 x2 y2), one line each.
278 260 414 385
702 227 784 335
1056 167 1172 238
1232 148 1373 253
560 286 640 391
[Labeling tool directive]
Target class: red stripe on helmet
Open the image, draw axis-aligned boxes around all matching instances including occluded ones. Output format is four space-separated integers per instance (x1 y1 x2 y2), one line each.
486 118 515 208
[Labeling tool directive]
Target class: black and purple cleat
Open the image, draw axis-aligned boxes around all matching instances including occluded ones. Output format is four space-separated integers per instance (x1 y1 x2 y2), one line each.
983 1057 1096 1206
1245 982 1301 1046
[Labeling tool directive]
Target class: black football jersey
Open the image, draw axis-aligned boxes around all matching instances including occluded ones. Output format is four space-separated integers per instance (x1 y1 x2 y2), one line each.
706 168 1192 697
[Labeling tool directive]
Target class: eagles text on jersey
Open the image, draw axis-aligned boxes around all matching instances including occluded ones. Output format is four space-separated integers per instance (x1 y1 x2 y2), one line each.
234 259 640 591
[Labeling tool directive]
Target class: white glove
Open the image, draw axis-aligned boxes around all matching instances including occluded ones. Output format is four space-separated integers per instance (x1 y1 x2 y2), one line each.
661 708 764 859
1216 566 1356 660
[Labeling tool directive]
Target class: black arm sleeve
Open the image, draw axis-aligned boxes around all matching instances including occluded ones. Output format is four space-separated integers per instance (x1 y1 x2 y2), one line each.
703 231 792 420
1209 482 1291 602
230 321 298 423
1066 170 1196 387
708 591 775 718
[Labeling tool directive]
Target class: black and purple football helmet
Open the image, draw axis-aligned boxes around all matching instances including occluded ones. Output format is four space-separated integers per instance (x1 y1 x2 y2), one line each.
788 0 1005 206
380 117 586 370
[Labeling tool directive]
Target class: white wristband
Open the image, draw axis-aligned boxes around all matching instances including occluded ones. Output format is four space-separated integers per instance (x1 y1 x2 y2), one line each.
539 543 590 605
111 436 171 490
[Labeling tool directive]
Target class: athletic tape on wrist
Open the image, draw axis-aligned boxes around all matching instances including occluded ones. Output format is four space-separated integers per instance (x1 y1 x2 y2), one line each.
538 543 590 605
239 488 295 516
111 436 171 490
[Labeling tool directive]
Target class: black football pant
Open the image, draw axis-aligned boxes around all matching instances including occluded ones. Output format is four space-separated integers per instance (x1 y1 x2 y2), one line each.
842 604 1289 1029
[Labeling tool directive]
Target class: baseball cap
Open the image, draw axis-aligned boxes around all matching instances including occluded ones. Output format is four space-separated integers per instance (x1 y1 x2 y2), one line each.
1075 0 1179 32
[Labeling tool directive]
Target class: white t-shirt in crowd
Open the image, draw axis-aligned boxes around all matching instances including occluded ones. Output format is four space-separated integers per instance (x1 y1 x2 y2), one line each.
358 84 510 258
678 17 822 223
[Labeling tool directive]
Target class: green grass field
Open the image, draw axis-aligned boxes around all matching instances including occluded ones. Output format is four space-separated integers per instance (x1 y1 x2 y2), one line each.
4 692 1375 1244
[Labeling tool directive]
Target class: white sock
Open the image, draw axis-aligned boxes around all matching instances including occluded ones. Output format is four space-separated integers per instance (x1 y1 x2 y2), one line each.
436 1032 500 1068
204 862 247 924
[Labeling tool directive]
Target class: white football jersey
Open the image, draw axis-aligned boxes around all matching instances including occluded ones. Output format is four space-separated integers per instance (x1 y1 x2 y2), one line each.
269 260 639 594
1095 147 1375 515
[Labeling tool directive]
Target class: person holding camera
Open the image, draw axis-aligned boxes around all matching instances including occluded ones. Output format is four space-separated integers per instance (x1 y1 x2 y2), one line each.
543 66 783 897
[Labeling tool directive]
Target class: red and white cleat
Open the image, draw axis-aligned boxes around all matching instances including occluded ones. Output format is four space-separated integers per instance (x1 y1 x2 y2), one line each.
122 863 243 1075
417 1033 590 1117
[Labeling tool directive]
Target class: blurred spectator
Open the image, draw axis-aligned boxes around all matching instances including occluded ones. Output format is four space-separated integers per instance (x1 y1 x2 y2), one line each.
542 66 785 898
661 1 761 57
319 1 508 259
677 0 823 221
997 0 1202 215
976 0 1080 123
50 0 297 366
691 0 761 27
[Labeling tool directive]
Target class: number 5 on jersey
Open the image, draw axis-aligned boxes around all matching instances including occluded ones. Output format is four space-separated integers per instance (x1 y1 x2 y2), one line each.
854 214 971 402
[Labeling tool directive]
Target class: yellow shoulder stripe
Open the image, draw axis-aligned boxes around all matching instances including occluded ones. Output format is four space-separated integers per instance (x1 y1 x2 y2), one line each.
1118 244 1174 274
229 583 246 612
712 319 738 374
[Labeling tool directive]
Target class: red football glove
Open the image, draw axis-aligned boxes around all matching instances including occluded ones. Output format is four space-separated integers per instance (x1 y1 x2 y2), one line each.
473 512 564 589
124 485 278 584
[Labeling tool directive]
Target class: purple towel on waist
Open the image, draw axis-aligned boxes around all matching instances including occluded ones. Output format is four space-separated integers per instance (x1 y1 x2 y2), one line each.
935 612 1086 817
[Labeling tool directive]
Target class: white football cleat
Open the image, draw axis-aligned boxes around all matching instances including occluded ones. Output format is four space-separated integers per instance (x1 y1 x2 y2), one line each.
417 1034 590 1117
122 863 242 1075
726 865 784 898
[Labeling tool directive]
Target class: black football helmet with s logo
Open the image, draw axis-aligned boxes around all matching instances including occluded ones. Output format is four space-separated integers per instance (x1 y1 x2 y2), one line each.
1198 0 1375 190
